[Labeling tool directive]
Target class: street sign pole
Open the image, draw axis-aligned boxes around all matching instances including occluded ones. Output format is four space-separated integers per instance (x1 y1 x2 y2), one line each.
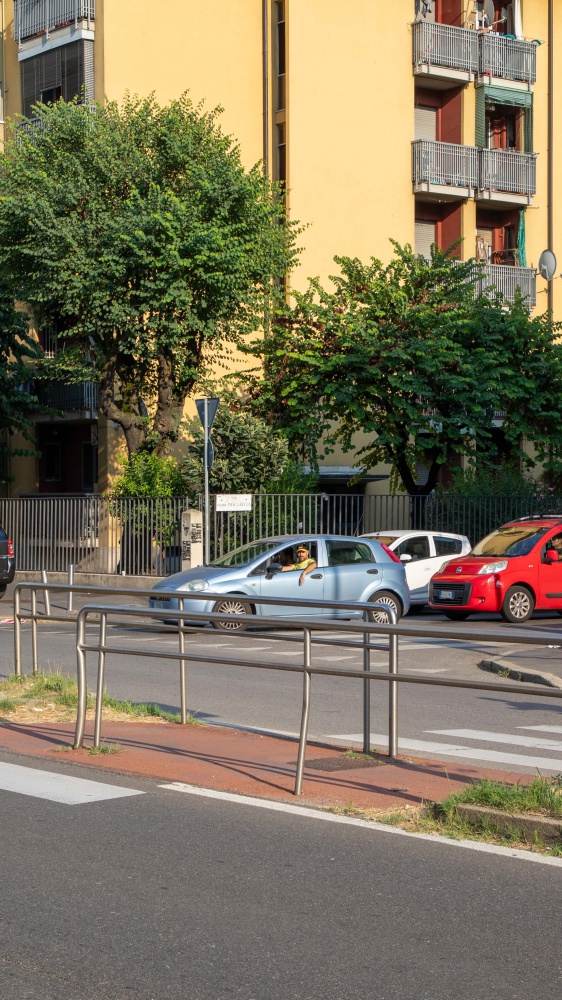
204 398 210 566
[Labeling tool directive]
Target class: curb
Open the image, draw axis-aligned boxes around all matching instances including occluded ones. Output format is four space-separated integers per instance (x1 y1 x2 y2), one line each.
478 658 562 690
454 803 562 843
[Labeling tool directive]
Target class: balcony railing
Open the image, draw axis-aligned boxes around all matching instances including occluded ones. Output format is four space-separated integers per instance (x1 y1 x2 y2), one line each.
413 21 478 75
478 148 536 199
476 264 536 307
412 140 478 193
36 380 99 412
14 1 95 43
479 32 536 85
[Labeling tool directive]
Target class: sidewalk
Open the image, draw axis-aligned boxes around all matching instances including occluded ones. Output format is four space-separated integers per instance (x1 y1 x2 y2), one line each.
0 717 533 812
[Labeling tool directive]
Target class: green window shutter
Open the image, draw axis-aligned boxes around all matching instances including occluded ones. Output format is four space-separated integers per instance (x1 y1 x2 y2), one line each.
475 85 486 148
524 104 533 153
517 211 527 268
483 85 532 109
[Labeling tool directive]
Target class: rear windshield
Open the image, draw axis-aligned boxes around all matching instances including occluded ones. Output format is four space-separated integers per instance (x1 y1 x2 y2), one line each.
472 525 549 558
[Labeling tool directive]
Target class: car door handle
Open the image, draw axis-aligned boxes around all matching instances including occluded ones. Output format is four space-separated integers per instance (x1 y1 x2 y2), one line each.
367 568 379 574
310 573 323 579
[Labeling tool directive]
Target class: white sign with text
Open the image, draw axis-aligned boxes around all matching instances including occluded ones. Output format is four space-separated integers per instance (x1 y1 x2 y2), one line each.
215 494 253 512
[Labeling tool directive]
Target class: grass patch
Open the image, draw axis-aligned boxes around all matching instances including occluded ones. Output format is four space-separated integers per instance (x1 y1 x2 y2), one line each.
343 750 382 762
0 698 21 713
441 775 562 819
88 743 121 756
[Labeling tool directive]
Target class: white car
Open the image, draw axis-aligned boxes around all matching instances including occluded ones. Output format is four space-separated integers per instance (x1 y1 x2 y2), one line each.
360 530 471 610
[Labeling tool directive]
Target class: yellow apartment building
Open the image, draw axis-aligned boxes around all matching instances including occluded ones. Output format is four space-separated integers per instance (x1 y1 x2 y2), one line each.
1 0 561 498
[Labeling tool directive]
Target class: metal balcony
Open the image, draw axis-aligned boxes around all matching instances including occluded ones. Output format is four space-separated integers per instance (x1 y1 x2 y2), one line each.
412 140 478 200
36 380 99 412
476 264 536 307
14 1 95 43
412 21 478 83
477 148 536 205
479 32 537 85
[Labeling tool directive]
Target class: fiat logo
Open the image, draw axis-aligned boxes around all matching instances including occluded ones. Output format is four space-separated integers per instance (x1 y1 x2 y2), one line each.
456 566 463 573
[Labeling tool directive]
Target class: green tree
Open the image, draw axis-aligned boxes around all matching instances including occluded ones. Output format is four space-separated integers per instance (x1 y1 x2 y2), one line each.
0 294 42 477
248 244 562 496
0 94 299 457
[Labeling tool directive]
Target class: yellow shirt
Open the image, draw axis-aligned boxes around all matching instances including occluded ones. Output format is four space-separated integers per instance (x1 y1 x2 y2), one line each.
293 557 315 570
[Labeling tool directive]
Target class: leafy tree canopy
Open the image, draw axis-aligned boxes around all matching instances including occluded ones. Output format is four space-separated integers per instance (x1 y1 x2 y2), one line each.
246 243 562 496
0 94 299 457
0 293 42 474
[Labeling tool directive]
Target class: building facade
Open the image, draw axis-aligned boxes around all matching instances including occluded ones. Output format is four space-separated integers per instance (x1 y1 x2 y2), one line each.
1 1 560 497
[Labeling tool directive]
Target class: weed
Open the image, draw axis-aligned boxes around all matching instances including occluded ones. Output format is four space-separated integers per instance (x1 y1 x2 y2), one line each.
0 698 20 713
88 743 121 756
441 774 562 819
343 750 381 762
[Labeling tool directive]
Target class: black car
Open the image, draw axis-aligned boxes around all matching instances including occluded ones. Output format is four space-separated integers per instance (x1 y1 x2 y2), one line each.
0 526 15 598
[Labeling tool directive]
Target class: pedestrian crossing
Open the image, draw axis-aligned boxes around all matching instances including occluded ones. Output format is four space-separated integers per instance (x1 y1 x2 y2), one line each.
328 727 562 772
0 762 144 805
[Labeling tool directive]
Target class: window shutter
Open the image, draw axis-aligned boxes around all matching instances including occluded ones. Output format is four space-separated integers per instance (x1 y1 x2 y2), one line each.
21 58 38 118
524 104 533 153
415 220 436 259
476 227 493 262
62 42 81 102
414 106 437 141
83 40 95 101
475 85 486 147
41 49 61 93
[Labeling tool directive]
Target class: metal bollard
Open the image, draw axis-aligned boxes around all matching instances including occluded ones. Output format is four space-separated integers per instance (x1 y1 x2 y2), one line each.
40 570 51 617
67 565 74 612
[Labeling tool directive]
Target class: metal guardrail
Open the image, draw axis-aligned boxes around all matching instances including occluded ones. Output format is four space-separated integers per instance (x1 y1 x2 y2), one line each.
15 0 95 42
478 147 536 198
412 140 478 191
412 20 478 74
12 581 562 796
479 31 536 85
476 263 537 307
35 380 99 412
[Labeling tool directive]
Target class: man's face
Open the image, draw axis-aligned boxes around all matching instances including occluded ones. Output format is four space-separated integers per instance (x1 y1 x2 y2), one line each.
296 548 308 560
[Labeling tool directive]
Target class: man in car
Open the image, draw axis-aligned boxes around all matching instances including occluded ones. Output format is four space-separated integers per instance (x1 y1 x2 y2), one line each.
281 544 317 586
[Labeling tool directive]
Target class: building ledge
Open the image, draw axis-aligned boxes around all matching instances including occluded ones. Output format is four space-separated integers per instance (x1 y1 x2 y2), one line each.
414 64 474 86
18 23 94 61
414 181 474 202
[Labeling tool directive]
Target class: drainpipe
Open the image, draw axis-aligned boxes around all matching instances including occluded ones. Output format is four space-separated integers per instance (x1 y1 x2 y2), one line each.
548 0 554 315
262 0 269 176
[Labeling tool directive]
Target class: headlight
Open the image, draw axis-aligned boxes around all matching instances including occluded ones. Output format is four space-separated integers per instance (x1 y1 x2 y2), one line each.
185 580 209 592
477 561 508 575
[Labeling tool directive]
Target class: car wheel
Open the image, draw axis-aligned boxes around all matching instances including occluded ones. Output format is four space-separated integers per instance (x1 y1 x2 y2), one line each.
368 591 402 624
501 585 534 624
211 597 252 631
444 611 471 621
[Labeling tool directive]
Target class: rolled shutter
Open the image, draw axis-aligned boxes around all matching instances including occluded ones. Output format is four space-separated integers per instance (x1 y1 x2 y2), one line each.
415 220 436 259
415 106 437 141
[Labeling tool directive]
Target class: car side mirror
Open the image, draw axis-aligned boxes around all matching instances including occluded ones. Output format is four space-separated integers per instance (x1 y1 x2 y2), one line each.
266 561 283 579
400 553 412 563
545 549 559 562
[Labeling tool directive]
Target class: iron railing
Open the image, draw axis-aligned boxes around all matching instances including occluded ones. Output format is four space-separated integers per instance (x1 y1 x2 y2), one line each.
478 147 536 199
476 262 537 306
412 20 478 74
479 31 537 84
14 0 95 42
35 380 99 411
412 140 478 192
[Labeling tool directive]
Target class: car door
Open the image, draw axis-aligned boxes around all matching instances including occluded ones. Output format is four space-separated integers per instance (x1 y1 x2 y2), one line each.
251 540 325 617
322 539 380 617
537 530 562 609
394 535 433 602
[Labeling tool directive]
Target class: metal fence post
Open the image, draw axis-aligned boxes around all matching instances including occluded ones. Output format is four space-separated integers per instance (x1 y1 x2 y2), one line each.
67 564 74 612
40 569 51 617
388 632 399 758
94 612 107 749
362 610 371 754
31 590 38 675
14 585 22 677
295 626 312 795
74 610 88 749
179 598 187 725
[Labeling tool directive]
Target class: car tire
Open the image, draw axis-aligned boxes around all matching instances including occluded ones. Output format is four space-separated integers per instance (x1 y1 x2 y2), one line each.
501 585 535 624
443 611 471 621
211 596 252 631
368 591 402 624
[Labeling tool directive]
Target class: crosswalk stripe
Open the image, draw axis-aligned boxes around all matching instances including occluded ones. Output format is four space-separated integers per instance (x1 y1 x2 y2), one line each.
327 733 562 771
520 726 562 735
0 763 144 805
428 728 562 752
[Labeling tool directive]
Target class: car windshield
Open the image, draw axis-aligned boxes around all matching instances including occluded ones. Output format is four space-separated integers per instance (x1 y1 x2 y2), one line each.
472 525 549 558
210 540 282 568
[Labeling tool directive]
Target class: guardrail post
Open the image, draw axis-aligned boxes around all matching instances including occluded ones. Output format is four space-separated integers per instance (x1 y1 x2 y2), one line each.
179 597 187 725
14 585 22 677
74 610 87 749
67 565 74 612
94 612 107 749
362 610 371 754
31 590 38 675
40 569 51 617
388 631 399 758
295 626 312 795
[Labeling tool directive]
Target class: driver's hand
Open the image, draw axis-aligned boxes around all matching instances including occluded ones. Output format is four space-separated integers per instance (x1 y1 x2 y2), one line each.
299 572 306 586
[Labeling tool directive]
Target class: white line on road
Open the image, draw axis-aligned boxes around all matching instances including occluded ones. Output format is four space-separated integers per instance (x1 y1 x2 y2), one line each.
327 733 562 771
159 783 562 867
429 728 562 752
0 762 144 805
520 726 562 735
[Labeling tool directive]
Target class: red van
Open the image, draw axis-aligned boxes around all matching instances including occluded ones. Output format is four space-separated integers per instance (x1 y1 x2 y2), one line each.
429 516 562 623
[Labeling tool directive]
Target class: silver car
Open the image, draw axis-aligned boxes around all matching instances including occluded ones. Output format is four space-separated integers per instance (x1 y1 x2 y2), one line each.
150 534 410 630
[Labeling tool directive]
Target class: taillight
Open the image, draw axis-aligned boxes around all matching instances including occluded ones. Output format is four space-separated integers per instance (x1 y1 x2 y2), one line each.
381 543 401 564
7 539 14 557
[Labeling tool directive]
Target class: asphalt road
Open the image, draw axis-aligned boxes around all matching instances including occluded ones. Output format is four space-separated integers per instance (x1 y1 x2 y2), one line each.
3 594 562 774
0 748 561 1000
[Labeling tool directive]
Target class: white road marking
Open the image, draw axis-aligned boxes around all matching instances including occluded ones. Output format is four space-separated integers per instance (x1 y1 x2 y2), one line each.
403 667 450 674
429 728 562 752
521 726 562 734
273 651 304 657
327 733 562 771
0 763 144 805
315 655 359 662
159 783 562 867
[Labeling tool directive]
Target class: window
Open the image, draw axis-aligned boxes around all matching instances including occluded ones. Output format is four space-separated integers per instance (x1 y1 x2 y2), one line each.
415 220 436 259
326 541 375 566
276 122 286 185
414 105 437 142
395 536 430 561
21 40 94 119
276 1 286 112
434 536 463 556
44 443 61 482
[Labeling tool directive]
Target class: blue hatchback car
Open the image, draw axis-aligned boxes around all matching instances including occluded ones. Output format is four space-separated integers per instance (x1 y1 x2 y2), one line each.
150 534 410 630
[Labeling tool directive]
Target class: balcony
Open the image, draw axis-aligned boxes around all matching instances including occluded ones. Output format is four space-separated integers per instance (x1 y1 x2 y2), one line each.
477 148 536 206
412 140 478 201
14 1 95 44
35 380 99 413
479 32 536 86
476 263 536 307
412 21 478 85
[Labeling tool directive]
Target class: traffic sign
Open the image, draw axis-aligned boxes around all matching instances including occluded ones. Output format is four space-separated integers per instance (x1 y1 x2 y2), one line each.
195 397 220 429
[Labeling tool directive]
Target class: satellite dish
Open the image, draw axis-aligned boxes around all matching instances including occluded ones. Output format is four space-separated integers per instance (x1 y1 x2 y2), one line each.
538 249 557 281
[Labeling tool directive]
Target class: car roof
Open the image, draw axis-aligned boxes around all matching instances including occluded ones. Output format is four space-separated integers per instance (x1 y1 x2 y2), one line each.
361 530 467 539
249 534 383 545
501 517 562 529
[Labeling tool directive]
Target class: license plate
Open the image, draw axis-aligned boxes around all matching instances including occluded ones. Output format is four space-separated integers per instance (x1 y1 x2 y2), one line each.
438 590 455 600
